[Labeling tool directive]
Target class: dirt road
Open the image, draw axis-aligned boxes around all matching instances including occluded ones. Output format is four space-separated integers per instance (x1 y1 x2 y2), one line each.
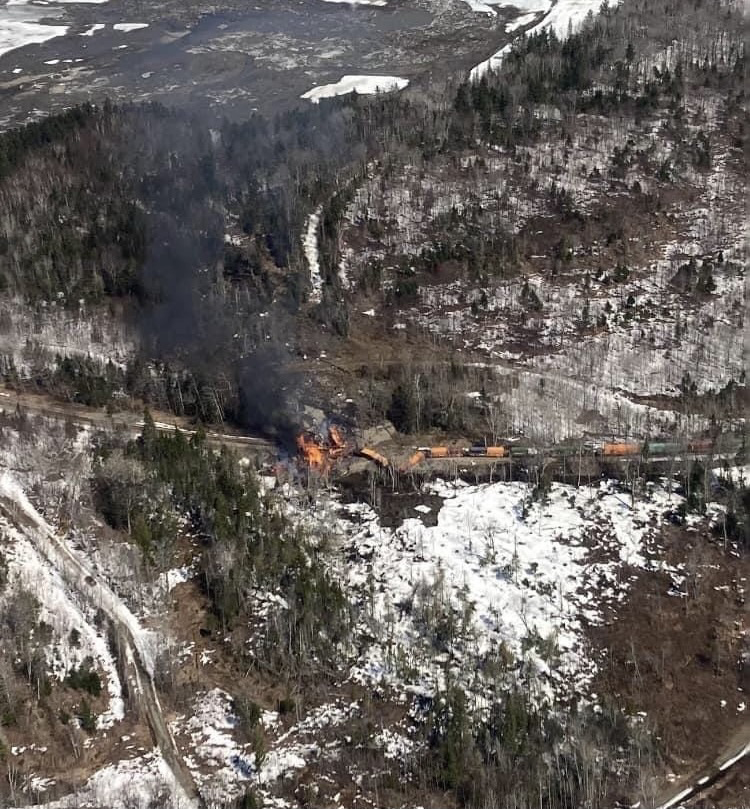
0 386 274 457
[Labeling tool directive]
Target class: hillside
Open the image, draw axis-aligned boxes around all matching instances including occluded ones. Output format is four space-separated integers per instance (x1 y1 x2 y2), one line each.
0 0 747 807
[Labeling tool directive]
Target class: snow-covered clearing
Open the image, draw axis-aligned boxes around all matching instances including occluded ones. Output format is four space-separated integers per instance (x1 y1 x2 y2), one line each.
301 74 408 103
316 478 690 705
19 750 187 809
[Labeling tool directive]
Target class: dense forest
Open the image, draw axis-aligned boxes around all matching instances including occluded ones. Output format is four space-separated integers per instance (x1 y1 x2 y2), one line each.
0 0 744 438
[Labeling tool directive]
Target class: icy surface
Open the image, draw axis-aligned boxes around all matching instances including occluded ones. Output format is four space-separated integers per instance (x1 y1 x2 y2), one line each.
301 75 408 103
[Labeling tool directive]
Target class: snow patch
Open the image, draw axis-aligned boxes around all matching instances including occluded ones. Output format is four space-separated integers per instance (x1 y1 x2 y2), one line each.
321 0 387 5
301 75 408 103
471 0 607 79
302 206 323 303
20 749 187 809
113 22 149 32
0 20 68 58
321 478 687 704
80 23 105 36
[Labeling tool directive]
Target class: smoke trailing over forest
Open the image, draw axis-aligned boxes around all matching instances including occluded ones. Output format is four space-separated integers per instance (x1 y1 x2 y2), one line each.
0 0 744 438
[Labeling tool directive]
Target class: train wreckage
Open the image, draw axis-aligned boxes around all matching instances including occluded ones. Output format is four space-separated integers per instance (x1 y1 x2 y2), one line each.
294 426 744 475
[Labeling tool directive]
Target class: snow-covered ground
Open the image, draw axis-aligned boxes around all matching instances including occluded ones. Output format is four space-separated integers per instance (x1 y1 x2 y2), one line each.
20 749 186 809
471 0 612 78
0 298 136 374
112 23 149 32
80 23 105 36
301 75 408 103
0 472 161 677
1 516 126 730
321 0 387 5
460 0 549 19
0 6 68 58
0 457 198 808
172 689 255 804
296 477 691 709
302 206 323 302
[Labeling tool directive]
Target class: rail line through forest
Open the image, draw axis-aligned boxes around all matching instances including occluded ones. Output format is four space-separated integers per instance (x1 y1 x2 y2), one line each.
0 479 203 809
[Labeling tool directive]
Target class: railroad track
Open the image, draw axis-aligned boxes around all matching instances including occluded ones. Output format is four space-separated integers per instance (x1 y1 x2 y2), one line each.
652 729 750 809
0 479 203 808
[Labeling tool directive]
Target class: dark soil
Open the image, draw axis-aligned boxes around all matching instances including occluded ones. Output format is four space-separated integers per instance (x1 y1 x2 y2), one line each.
591 522 750 776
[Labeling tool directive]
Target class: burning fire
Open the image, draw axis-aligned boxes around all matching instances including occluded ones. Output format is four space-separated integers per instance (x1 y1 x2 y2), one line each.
296 433 327 468
296 425 349 470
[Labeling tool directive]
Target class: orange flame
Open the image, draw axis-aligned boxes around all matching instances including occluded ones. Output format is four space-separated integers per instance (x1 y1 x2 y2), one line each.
296 433 327 469
296 425 350 470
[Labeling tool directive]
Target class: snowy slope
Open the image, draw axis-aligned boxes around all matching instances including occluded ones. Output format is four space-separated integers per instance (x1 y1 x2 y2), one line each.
19 749 185 809
1 520 126 730
471 0 613 78
318 478 688 705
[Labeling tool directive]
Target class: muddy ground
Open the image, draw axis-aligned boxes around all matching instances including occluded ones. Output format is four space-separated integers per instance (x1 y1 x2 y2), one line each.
0 0 515 129
590 521 750 802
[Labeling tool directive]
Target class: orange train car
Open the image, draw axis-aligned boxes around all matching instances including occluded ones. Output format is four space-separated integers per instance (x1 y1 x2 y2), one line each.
485 446 506 458
402 450 426 470
359 447 390 467
601 442 642 456
328 425 347 450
